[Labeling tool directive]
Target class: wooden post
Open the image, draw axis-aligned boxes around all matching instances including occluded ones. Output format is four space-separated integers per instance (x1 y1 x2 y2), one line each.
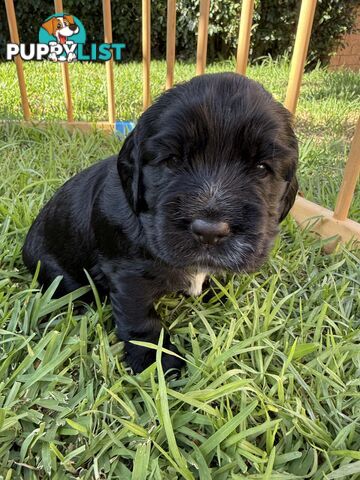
166 0 176 90
333 118 360 221
4 0 31 120
54 0 74 122
284 0 317 114
142 0 151 109
103 0 116 124
196 0 210 76
291 196 360 249
236 0 254 75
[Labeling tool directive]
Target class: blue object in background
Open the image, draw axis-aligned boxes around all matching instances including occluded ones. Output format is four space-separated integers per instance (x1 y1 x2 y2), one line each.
115 121 136 138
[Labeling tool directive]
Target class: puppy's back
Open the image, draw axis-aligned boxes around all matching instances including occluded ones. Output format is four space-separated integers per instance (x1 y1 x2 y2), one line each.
22 156 117 291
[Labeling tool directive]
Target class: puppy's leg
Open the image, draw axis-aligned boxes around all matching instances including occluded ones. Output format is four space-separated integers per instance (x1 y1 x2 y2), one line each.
107 274 184 374
23 250 82 298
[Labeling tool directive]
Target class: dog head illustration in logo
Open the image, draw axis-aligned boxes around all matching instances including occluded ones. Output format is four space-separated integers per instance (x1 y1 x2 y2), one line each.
41 15 80 62
42 15 79 44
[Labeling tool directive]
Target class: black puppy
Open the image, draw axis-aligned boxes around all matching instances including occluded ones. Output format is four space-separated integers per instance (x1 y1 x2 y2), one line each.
23 73 298 373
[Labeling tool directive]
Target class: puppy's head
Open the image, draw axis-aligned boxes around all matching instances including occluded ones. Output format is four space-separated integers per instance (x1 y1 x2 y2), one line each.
118 73 298 273
42 15 79 41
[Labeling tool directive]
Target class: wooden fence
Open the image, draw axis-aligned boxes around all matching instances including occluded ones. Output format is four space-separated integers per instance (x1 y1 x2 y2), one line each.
4 0 360 250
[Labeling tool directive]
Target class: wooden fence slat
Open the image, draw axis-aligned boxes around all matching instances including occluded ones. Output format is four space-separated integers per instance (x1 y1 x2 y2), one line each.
142 0 151 109
54 0 74 122
284 0 317 114
196 0 210 76
333 118 360 221
4 0 31 121
166 0 176 90
103 0 116 124
236 0 254 75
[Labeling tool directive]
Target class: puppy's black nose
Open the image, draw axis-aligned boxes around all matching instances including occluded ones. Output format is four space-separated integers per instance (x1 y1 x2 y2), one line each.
191 219 230 245
69 24 78 31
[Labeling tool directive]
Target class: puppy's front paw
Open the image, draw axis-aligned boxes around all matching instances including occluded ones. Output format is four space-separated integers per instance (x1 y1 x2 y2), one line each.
67 52 77 62
48 52 58 62
161 340 185 375
125 338 185 375
125 341 155 373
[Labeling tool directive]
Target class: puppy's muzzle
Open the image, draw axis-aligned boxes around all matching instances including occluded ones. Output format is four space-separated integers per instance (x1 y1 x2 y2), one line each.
191 219 230 245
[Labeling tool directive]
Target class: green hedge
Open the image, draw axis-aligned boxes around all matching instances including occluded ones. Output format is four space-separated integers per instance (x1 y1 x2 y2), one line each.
0 1 358 65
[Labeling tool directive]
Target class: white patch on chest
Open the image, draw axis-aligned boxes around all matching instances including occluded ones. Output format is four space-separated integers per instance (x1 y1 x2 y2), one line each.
187 271 207 296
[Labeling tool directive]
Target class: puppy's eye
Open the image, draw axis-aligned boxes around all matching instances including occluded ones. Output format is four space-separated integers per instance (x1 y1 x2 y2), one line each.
57 23 62 28
257 163 273 175
165 155 179 166
149 155 179 167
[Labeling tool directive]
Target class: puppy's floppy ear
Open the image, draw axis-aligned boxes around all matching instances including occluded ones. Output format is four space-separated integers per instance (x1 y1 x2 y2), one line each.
279 172 298 223
117 129 143 213
277 110 299 223
42 18 57 35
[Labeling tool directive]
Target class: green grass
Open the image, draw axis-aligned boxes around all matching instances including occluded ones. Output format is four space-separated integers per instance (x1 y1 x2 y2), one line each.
0 59 360 479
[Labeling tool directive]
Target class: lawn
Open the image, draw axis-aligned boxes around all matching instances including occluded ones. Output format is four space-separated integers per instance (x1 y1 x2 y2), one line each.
0 59 359 479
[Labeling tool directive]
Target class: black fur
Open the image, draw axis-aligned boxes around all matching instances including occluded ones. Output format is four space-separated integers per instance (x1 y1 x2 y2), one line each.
23 73 298 373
